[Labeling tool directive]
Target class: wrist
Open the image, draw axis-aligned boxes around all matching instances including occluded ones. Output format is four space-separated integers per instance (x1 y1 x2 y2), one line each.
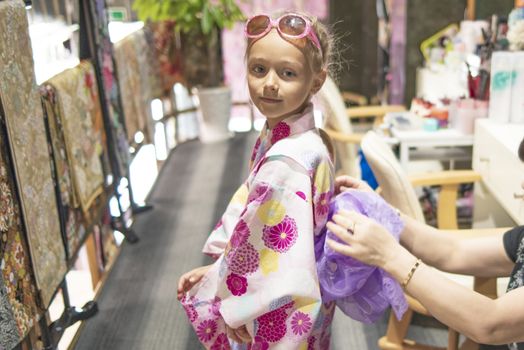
382 246 419 283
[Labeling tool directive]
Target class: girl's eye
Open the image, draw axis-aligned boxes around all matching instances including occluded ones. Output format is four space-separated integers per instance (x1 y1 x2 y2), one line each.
282 69 296 78
252 65 265 74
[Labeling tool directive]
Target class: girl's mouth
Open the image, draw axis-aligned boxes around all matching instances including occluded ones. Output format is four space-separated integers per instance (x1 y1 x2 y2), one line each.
260 97 282 103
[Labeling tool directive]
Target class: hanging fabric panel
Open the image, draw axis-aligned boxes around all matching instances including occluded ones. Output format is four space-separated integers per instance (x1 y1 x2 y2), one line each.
132 28 159 143
0 126 41 347
86 0 130 179
114 29 160 145
41 85 86 260
114 34 148 143
141 28 163 102
47 61 105 215
147 21 184 94
0 276 19 350
0 0 66 308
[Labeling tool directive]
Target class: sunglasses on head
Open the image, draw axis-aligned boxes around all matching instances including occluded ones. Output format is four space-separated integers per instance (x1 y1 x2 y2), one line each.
244 13 322 52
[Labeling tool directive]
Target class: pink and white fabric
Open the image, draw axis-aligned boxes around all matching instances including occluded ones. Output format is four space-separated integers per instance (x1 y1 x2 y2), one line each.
181 104 335 349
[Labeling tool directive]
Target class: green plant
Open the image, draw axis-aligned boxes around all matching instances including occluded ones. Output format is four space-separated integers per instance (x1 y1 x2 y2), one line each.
132 0 245 87
132 0 244 37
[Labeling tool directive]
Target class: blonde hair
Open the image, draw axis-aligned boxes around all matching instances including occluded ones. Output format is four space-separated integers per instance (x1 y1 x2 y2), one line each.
305 14 334 73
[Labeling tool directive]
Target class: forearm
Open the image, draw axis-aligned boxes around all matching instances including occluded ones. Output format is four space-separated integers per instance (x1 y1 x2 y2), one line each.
399 213 457 270
384 247 499 343
399 214 513 276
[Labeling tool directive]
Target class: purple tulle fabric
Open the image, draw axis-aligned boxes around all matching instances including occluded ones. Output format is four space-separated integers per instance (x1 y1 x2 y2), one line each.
315 189 408 324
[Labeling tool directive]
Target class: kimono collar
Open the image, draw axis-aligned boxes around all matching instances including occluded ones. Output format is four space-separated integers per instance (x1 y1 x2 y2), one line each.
263 103 316 144
250 103 316 169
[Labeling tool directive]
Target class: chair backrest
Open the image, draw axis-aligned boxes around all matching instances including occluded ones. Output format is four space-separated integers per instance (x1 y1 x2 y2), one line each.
361 131 425 222
316 76 360 178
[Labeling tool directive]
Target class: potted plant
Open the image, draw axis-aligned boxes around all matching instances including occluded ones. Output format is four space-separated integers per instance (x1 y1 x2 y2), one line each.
132 0 245 142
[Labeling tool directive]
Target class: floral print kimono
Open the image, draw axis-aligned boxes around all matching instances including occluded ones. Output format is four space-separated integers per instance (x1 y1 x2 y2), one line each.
181 104 335 349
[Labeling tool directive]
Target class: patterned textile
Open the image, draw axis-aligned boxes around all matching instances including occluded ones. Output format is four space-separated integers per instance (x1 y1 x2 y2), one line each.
0 0 66 308
47 61 105 214
0 276 19 350
503 226 524 350
318 190 407 323
142 27 163 100
114 29 159 144
41 85 86 260
88 0 130 178
148 21 184 94
181 105 336 349
0 127 41 343
506 227 524 292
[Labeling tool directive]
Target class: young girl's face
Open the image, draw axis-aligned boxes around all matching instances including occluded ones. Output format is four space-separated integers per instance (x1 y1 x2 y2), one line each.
247 29 324 127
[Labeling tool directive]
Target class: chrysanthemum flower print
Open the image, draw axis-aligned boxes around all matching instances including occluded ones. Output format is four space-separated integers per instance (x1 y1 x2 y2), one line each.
251 137 261 162
295 191 307 201
182 106 336 349
230 220 250 248
247 183 273 204
314 161 331 194
262 216 298 253
256 303 291 342
225 242 259 275
248 336 269 350
196 319 217 342
259 248 279 276
226 273 248 296
210 333 230 350
208 296 221 318
256 199 285 226
270 122 291 144
213 219 223 231
230 184 249 204
290 311 312 336
307 335 317 350
315 192 331 218
183 301 198 322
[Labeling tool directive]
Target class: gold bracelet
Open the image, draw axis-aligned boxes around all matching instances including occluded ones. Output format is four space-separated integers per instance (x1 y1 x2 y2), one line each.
401 258 422 290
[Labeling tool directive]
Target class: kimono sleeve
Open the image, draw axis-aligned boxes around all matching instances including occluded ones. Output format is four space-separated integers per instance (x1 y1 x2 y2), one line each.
217 156 323 338
202 182 249 257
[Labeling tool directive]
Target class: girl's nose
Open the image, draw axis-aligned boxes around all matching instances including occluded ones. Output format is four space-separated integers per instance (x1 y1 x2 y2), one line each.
264 72 279 94
264 83 278 93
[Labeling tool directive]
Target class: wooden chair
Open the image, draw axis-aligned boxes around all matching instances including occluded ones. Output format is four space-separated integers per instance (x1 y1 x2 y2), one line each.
360 131 500 350
315 76 406 178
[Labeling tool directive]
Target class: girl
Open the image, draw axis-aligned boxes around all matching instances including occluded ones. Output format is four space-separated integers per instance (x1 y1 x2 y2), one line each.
178 12 336 349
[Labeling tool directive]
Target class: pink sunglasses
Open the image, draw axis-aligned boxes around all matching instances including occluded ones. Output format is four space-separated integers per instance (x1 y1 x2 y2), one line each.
244 13 322 52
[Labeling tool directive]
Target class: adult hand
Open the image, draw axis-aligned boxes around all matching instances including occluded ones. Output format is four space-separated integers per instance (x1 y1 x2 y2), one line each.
334 175 374 195
326 210 399 268
177 264 212 300
226 324 252 344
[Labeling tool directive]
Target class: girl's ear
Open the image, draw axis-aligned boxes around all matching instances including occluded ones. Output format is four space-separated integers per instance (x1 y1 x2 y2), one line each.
311 70 327 95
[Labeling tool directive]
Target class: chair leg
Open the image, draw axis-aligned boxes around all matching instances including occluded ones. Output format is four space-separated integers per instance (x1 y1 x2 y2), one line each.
459 338 480 350
448 329 459 350
378 308 413 350
473 277 498 300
